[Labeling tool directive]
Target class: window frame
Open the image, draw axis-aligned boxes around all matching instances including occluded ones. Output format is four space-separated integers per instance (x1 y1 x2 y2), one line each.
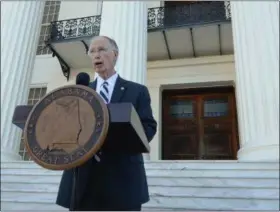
36 1 61 55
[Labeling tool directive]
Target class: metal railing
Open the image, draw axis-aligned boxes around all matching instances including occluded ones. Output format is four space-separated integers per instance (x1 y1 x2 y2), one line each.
49 15 101 42
48 1 231 42
148 1 231 30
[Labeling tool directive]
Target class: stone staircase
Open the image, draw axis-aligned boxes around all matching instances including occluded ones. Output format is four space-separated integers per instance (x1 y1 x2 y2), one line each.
1 160 279 211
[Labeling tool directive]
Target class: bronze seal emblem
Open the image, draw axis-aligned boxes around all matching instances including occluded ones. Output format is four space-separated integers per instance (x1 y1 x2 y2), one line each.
23 85 109 170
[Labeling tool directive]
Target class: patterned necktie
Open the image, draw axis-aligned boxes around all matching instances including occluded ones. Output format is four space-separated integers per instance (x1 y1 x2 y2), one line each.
100 81 109 104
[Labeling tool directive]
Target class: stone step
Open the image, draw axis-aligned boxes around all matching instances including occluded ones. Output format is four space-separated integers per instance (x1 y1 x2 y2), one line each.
1 186 279 199
1 168 278 178
1 160 279 170
1 194 278 211
2 175 278 188
1 161 279 211
0 201 195 211
1 201 67 211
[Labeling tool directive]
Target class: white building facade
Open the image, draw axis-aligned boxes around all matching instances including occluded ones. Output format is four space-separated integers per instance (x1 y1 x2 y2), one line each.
1 1 279 211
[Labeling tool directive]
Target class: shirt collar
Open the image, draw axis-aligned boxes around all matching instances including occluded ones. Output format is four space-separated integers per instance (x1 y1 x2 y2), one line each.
97 72 118 87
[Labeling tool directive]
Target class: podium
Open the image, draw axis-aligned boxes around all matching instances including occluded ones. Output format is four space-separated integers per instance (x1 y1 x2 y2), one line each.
12 85 150 170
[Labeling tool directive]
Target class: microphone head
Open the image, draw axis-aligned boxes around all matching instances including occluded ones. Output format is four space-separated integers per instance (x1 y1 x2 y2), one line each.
76 72 90 86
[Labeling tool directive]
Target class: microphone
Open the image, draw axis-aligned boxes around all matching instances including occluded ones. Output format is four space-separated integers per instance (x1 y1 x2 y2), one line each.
76 72 90 86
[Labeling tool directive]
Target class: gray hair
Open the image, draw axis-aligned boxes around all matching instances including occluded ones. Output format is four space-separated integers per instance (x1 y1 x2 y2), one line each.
89 35 119 54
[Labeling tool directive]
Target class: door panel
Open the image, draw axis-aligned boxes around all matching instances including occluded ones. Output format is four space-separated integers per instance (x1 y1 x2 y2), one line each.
164 134 198 160
203 133 233 159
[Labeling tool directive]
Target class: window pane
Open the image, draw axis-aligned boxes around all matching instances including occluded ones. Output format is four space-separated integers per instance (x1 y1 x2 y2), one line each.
34 88 43 98
49 5 55 13
20 137 25 150
204 98 228 117
41 88 47 95
28 88 35 99
43 6 50 16
23 151 31 161
169 99 194 118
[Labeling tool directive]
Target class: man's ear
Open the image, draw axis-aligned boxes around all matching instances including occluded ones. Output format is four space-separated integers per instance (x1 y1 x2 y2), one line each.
114 51 118 63
114 50 118 58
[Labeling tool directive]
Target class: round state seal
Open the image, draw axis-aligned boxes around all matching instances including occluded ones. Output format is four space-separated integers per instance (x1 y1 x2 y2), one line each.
23 85 109 170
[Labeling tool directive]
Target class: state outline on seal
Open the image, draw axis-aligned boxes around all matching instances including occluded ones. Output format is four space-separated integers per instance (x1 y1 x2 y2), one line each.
23 84 109 170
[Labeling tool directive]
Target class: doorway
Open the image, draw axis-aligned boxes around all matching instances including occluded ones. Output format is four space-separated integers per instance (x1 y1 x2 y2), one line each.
161 86 239 160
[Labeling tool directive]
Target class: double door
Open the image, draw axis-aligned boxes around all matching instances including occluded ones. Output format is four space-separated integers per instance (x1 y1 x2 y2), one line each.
162 87 239 160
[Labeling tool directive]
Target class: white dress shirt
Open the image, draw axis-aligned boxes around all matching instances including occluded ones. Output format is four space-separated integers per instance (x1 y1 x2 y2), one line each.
96 72 118 103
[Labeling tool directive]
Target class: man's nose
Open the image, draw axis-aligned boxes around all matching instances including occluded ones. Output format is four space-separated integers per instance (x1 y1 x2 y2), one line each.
94 54 100 59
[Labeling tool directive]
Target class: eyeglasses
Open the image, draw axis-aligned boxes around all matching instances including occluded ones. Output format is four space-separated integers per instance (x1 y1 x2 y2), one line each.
88 47 112 56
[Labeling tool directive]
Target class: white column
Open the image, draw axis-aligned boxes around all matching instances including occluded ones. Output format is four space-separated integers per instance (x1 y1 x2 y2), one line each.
1 1 45 161
231 2 279 161
99 1 149 159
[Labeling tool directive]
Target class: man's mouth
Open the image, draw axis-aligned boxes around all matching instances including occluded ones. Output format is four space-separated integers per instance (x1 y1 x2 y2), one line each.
94 62 103 68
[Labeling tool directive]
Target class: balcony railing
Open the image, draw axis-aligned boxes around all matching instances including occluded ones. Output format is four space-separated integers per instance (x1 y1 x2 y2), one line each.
148 1 231 30
48 2 231 43
49 15 101 42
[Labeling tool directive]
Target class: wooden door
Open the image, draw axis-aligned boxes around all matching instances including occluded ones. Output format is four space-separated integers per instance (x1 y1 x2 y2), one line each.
162 86 239 160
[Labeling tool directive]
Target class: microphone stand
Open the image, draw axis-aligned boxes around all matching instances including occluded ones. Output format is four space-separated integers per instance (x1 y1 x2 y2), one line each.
70 76 90 210
70 167 78 211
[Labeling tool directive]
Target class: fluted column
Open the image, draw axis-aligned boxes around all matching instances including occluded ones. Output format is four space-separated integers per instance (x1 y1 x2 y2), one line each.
99 2 150 159
1 1 45 160
99 1 147 84
231 2 279 161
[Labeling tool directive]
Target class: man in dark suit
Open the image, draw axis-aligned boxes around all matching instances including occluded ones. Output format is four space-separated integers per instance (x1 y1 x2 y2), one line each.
56 35 157 211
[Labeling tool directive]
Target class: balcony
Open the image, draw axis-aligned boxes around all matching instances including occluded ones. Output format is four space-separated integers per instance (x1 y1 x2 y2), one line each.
147 1 232 60
46 1 232 79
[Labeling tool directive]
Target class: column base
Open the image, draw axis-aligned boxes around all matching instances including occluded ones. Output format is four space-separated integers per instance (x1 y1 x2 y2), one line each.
237 144 279 162
1 149 22 161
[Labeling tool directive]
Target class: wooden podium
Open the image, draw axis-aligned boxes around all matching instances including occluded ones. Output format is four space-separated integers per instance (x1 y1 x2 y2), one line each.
12 85 150 170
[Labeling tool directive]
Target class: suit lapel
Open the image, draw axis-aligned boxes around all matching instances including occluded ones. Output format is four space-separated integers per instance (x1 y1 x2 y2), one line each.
110 76 127 103
89 80 97 90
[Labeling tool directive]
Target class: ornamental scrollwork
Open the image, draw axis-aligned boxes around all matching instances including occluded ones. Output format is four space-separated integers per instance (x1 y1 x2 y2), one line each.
49 15 101 42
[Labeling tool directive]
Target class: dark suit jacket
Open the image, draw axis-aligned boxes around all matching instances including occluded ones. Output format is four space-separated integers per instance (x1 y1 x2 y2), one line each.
56 76 157 210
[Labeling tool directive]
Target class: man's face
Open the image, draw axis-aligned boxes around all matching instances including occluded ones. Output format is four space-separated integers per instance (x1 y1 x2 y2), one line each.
88 37 117 75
